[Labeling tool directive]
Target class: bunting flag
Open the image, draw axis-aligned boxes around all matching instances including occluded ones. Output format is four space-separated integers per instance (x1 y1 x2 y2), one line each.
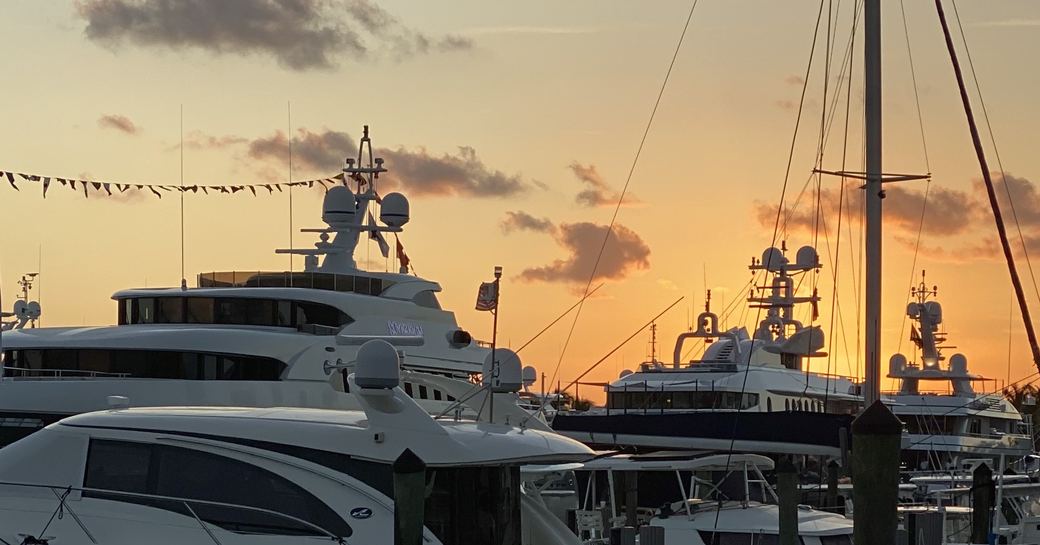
475 281 498 312
0 169 346 200
395 235 410 271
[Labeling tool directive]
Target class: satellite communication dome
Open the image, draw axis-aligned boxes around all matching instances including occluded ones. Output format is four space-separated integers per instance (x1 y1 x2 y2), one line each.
322 186 357 226
923 301 943 325
24 301 41 320
354 339 401 389
889 353 908 374
380 192 410 228
761 247 786 271
949 353 968 375
522 366 537 388
483 348 523 393
795 246 819 269
12 300 27 319
619 369 633 379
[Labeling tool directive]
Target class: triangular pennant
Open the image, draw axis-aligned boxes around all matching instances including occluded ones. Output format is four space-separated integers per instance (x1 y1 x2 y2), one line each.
103 183 112 196
190 186 199 193
83 183 89 198
5 171 17 190
150 187 162 198
42 177 51 198
18 173 30 180
201 187 209 194
135 184 144 190
275 185 283 193
231 186 242 193
29 175 40 181
317 179 329 189
71 180 77 190
264 184 273 194
219 186 230 194
58 178 68 186
92 182 102 191
248 186 256 196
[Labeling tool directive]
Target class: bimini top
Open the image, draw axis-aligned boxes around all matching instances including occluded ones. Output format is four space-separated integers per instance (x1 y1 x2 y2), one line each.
57 404 593 467
581 451 774 472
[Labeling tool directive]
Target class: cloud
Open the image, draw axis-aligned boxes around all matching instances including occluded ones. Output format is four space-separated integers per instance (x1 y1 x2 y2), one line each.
463 26 601 36
76 0 472 71
500 211 556 234
569 162 636 207
753 173 1040 262
244 127 529 198
520 222 650 284
97 114 139 135
181 131 249 150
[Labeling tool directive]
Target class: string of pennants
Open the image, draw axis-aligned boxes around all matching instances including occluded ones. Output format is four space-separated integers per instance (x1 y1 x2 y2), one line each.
0 169 349 199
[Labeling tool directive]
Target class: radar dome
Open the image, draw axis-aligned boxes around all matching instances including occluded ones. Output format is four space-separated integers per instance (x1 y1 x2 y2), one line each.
24 301 40 320
323 186 357 226
762 247 786 271
949 353 968 375
380 192 410 228
795 246 819 269
522 366 537 388
923 301 943 325
354 339 401 389
483 348 523 393
889 353 907 374
620 369 633 378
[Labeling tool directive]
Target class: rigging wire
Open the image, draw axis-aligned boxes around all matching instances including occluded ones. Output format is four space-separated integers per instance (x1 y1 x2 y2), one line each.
542 0 702 404
713 0 829 531
895 0 934 357
950 0 1040 309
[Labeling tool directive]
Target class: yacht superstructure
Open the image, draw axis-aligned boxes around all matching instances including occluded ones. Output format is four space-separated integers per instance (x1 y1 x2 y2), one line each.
887 272 1033 471
553 246 861 456
0 127 493 444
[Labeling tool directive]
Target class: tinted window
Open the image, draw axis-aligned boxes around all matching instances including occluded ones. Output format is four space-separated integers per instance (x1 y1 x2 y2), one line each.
185 297 213 323
120 296 351 331
1 349 284 381
84 440 351 537
157 298 184 323
137 298 156 324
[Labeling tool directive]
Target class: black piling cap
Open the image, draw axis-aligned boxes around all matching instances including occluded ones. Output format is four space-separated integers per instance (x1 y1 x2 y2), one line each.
776 456 797 474
973 462 993 481
851 400 903 435
393 448 427 474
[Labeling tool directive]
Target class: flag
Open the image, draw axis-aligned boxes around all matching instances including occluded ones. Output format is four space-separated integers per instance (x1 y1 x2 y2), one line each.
5 171 17 190
42 177 50 197
396 236 410 272
475 281 498 311
367 211 390 258
910 325 921 345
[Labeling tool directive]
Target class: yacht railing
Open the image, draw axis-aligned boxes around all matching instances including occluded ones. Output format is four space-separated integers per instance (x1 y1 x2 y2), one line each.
0 480 348 544
0 366 131 380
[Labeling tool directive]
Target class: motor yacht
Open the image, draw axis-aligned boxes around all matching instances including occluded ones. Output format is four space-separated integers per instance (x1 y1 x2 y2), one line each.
0 339 591 545
887 272 1033 473
553 246 861 456
0 127 495 445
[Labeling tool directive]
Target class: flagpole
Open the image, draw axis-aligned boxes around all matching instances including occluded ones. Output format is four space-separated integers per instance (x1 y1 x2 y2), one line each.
489 266 502 424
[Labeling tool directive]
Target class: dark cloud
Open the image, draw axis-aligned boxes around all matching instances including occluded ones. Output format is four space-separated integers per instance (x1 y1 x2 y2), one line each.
500 211 556 234
97 114 139 135
754 173 1040 262
244 127 529 198
77 0 472 71
520 222 650 284
569 162 636 207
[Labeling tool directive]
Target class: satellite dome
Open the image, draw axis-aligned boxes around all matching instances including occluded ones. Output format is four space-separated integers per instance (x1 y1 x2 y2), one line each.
323 186 357 226
619 369 633 379
949 353 968 375
483 349 523 393
761 247 786 271
795 246 819 269
354 339 401 390
522 366 537 388
380 192 410 228
889 353 907 374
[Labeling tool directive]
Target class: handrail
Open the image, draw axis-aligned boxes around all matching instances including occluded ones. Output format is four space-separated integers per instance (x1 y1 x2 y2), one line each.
0 480 347 543
1 366 131 379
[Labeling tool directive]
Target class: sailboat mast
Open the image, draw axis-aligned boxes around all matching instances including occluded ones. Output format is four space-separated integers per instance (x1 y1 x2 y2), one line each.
863 0 883 406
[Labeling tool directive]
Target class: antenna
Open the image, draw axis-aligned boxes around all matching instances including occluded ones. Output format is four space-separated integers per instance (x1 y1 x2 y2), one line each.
288 101 294 280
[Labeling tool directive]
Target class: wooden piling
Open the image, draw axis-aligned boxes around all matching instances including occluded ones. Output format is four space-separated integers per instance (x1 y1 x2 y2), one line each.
971 462 994 545
852 400 902 545
393 448 427 545
777 456 799 545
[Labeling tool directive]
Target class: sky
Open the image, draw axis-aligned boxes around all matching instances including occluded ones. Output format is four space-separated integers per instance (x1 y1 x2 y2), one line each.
2 0 1039 401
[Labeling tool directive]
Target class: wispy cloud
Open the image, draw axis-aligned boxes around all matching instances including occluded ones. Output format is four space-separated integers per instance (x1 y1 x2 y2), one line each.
97 114 140 135
463 25 601 36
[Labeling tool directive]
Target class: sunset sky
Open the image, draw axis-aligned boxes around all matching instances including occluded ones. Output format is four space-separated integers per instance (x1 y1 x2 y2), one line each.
2 1 1040 400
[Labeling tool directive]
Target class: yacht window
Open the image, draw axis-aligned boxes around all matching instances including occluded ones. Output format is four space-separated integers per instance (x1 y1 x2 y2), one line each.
413 291 442 309
295 301 351 329
433 389 443 401
968 418 982 435
83 440 351 537
185 297 214 323
1 349 285 380
785 399 790 411
156 297 184 323
404 382 414 396
137 298 156 324
214 298 248 324
767 398 772 412
276 300 293 327
419 385 429 399
819 536 852 545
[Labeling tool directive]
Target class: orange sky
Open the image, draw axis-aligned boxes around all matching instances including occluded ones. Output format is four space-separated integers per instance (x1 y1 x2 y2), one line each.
2 1 1040 402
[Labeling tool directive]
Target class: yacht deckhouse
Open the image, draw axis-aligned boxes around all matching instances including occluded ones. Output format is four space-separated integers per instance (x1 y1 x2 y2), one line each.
887 272 1033 471
553 246 861 456
0 126 495 444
